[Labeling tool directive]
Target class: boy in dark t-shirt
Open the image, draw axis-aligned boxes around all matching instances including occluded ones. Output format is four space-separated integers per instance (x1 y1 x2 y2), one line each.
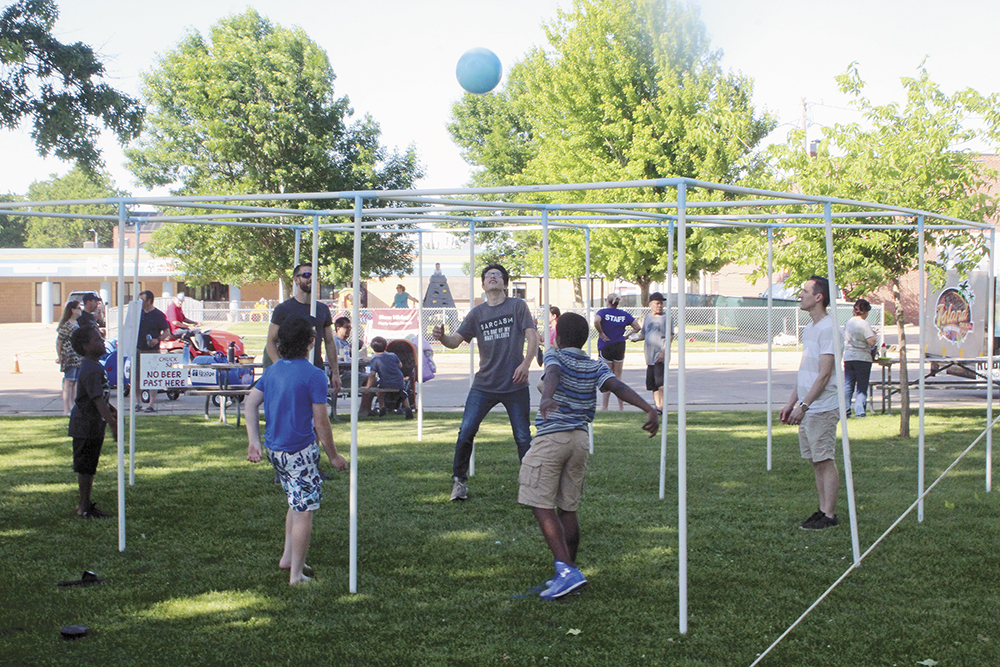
68 326 118 519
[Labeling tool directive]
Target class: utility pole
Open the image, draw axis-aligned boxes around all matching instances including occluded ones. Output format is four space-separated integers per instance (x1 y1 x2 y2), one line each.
801 97 808 154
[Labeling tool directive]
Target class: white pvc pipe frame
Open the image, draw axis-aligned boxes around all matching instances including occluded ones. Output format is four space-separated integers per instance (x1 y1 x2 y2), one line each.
5 177 995 634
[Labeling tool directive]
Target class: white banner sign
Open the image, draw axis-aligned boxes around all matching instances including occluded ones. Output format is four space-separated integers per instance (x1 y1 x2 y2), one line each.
139 354 187 390
365 309 420 341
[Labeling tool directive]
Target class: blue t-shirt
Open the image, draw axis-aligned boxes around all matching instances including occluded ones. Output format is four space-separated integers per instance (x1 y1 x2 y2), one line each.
535 347 615 437
256 357 328 453
370 351 405 390
596 307 635 350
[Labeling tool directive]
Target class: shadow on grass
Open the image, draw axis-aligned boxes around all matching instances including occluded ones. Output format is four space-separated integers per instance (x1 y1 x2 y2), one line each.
0 411 997 666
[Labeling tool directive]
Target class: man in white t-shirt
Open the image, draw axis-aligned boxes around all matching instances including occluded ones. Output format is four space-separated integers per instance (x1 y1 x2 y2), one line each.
779 276 840 531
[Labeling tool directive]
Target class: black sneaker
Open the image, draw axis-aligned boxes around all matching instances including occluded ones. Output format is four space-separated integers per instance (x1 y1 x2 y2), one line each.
799 510 824 529
802 514 839 530
82 503 112 519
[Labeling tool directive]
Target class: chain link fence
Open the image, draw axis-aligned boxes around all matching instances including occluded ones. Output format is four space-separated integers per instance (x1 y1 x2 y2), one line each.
109 300 883 357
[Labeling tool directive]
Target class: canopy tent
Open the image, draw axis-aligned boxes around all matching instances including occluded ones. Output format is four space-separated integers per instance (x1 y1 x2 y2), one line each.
4 177 994 635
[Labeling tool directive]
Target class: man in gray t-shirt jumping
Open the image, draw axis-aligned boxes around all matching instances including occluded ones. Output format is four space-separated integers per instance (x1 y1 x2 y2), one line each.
433 264 539 501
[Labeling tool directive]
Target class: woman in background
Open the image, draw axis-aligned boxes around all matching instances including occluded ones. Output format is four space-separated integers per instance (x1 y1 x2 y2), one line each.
594 293 640 411
843 298 877 418
56 300 84 415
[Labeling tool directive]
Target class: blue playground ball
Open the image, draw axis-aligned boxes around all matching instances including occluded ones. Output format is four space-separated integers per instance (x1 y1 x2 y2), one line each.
456 48 502 94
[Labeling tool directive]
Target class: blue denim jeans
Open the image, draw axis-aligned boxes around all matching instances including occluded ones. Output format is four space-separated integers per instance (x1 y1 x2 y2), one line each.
452 386 532 481
844 360 872 416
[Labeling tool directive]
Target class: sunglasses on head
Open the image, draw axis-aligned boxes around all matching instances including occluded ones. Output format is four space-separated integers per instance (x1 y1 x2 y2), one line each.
296 272 312 279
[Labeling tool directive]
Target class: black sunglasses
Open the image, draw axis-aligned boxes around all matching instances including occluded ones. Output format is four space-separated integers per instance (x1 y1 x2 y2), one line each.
296 272 312 279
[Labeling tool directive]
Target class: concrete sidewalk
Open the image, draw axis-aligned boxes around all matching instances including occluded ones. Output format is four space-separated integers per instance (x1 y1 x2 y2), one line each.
2 323 991 417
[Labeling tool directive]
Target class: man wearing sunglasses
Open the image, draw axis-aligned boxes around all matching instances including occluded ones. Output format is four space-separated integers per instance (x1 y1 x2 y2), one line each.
264 264 341 393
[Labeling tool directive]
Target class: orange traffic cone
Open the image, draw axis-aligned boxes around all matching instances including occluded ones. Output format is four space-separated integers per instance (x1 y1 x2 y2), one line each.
11 354 22 374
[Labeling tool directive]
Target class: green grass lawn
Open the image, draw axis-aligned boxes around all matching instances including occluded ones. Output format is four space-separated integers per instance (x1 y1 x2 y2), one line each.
1 410 997 666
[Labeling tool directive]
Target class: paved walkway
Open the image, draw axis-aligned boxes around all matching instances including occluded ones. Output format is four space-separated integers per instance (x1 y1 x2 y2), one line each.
2 323 991 417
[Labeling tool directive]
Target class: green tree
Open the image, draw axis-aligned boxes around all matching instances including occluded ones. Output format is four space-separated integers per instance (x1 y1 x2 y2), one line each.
759 63 1000 436
447 0 775 301
127 9 423 287
0 0 144 169
23 165 124 247
0 193 27 247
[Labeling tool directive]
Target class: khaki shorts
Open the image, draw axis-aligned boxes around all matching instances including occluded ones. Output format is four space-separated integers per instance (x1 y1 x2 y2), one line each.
799 409 838 462
518 429 589 512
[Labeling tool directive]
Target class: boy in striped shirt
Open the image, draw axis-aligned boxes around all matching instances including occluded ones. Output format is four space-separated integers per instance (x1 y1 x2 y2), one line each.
519 312 659 599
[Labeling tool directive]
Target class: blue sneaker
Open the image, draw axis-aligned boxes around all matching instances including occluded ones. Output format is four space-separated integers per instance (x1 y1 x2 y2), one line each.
540 561 587 600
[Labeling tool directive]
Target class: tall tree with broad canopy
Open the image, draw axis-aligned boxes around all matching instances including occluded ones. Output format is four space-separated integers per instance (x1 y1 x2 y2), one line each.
0 0 144 169
753 63 1000 436
447 0 775 302
126 9 423 288
22 164 124 247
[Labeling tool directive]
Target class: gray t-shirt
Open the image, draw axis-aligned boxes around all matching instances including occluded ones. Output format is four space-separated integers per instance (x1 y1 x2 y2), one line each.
456 297 537 394
843 316 875 363
640 313 673 366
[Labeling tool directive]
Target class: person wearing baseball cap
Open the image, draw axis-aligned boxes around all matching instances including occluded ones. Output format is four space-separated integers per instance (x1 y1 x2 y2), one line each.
630 292 673 413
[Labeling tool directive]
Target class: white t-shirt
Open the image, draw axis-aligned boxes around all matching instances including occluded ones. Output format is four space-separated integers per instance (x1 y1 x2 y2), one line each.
798 315 839 413
843 316 875 363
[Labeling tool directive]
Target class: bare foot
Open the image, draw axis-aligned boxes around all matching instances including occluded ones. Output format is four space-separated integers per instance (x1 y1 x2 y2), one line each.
280 563 314 577
290 574 313 585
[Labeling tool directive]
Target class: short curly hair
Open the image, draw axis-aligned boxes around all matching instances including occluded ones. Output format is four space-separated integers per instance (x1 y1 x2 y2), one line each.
556 312 589 349
277 316 315 360
71 324 100 357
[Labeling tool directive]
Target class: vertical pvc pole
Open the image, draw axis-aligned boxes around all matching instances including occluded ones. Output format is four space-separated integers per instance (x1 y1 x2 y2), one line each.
824 202 861 564
714 306 719 352
129 217 140 485
469 220 476 477
116 201 127 552
349 198 362 594
417 229 424 441
917 216 927 522
766 226 774 471
585 227 594 454
310 216 319 319
677 185 688 635
659 220 674 500
542 208 551 355
988 227 995 493
293 229 301 298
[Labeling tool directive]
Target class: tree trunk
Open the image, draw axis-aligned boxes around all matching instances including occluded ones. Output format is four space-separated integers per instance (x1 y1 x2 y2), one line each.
892 278 910 438
637 279 650 306
572 277 583 307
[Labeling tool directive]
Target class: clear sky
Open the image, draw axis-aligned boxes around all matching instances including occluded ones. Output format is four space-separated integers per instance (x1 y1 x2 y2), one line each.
2 0 998 198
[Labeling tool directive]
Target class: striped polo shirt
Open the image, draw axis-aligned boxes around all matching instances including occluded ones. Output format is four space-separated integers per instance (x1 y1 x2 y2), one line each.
535 347 615 437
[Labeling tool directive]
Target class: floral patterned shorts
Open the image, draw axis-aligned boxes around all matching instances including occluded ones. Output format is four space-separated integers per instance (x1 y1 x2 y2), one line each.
267 443 323 512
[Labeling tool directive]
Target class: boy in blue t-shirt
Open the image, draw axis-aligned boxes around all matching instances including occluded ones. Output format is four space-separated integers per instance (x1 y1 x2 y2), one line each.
520 312 658 599
359 336 413 419
245 316 348 585
69 326 118 519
